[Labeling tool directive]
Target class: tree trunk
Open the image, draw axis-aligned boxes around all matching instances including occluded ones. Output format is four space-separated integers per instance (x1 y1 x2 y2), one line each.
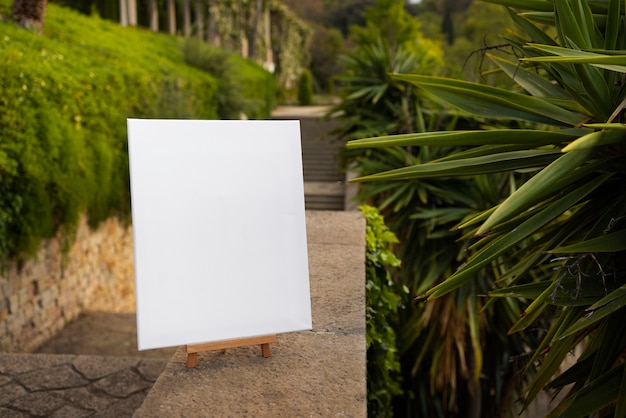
119 0 128 26
182 0 191 37
263 7 273 71
248 0 262 59
127 0 137 26
12 0 48 32
206 2 216 44
194 0 204 40
148 0 158 32
167 0 176 35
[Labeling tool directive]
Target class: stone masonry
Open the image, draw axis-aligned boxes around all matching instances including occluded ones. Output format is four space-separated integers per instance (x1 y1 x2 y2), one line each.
0 216 136 353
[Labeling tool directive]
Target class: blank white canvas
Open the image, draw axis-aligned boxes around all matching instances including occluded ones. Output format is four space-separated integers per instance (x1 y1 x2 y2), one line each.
127 119 312 350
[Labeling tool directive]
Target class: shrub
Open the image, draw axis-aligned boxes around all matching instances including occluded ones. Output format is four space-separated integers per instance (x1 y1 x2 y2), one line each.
229 54 276 119
297 69 314 105
182 38 275 119
331 1 535 416
362 204 406 417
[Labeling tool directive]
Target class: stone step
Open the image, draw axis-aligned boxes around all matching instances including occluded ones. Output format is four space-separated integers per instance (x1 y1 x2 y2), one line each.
272 112 346 209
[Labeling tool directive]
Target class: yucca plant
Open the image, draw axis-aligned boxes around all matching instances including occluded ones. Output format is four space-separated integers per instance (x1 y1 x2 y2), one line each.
348 0 626 416
331 1 544 416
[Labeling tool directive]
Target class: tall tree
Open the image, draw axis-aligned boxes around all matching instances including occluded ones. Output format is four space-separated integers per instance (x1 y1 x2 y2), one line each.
167 0 176 35
182 0 191 37
12 0 48 32
128 0 137 26
148 0 158 32
248 0 263 59
195 0 204 40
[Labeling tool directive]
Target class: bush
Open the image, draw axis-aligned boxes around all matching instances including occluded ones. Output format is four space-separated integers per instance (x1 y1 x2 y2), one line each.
229 54 276 119
297 69 314 105
0 1 273 262
182 38 275 119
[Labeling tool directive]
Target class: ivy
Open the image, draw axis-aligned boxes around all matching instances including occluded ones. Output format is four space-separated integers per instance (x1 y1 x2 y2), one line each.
361 204 407 417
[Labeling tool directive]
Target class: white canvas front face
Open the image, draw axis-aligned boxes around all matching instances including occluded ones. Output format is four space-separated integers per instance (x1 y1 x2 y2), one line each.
127 119 312 350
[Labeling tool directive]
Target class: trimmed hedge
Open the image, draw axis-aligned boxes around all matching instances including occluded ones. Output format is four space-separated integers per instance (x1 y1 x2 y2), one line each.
0 1 275 261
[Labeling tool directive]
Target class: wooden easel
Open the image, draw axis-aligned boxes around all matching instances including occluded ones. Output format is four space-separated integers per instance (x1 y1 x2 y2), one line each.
185 334 277 368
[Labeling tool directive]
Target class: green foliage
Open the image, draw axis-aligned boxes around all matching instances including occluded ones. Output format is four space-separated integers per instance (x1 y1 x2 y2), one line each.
332 1 542 416
309 25 345 92
52 0 309 92
0 1 273 262
229 53 276 119
268 0 313 87
348 0 626 416
329 7 443 140
442 2 516 84
296 69 314 105
406 0 518 86
349 122 536 417
326 0 375 37
362 204 405 418
182 38 275 119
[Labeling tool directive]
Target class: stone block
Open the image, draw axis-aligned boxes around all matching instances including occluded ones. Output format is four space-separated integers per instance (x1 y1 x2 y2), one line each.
93 368 153 397
8 391 67 416
73 355 139 380
16 364 88 391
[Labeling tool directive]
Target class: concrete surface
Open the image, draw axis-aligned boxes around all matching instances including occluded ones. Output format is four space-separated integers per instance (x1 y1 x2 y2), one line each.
134 210 366 417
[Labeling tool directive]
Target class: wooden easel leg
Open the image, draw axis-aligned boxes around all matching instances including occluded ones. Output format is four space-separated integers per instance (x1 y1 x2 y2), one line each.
187 352 198 368
260 343 271 358
185 335 276 368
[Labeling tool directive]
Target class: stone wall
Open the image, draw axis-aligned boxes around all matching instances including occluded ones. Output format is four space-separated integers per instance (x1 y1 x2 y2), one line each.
0 216 135 352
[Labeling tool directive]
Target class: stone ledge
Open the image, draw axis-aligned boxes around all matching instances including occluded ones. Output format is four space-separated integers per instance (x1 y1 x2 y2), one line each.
304 181 345 196
134 210 366 417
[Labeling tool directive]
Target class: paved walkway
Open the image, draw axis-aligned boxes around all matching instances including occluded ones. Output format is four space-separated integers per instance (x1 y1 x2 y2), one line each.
0 353 165 417
2 313 174 417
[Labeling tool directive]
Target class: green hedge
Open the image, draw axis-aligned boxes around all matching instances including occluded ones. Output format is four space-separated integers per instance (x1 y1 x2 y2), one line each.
0 1 275 261
231 54 276 119
297 69 314 106
182 38 275 120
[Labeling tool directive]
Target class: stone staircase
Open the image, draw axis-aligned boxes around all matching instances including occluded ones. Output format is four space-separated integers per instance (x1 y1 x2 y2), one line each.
271 108 347 211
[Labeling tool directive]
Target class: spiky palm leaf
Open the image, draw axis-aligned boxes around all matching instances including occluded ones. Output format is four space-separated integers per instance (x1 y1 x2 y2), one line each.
348 0 626 416
332 5 541 416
